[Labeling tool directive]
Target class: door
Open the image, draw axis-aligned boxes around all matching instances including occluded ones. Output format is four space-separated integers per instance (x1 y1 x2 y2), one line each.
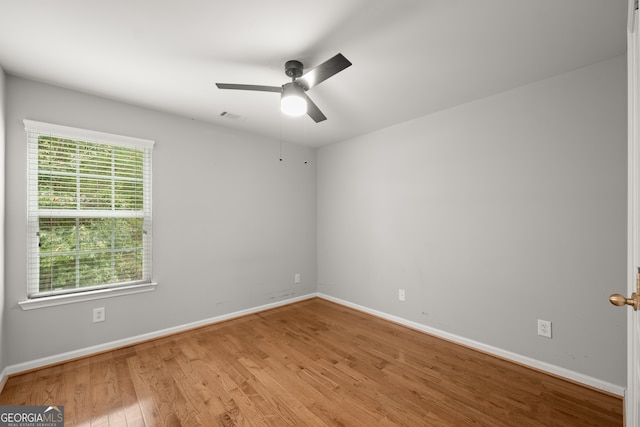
611 1 640 424
615 1 640 424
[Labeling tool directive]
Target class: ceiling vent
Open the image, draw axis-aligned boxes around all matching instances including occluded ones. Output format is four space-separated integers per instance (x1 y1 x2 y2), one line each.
219 111 243 120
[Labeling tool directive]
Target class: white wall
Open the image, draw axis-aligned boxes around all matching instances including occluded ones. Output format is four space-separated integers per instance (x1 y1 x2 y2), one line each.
317 55 627 387
4 76 317 367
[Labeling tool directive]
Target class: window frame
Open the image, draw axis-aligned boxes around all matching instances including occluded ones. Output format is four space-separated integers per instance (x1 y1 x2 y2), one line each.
20 120 156 310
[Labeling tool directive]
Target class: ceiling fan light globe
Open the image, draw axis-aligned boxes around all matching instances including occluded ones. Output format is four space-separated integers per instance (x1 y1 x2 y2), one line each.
281 95 307 116
281 82 307 116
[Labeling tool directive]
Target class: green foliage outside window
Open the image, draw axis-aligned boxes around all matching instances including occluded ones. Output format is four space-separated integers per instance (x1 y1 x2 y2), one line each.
37 137 146 292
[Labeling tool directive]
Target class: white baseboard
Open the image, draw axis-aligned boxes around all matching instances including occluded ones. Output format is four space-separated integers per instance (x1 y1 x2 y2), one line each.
0 292 625 398
317 293 626 397
0 367 9 394
0 293 317 389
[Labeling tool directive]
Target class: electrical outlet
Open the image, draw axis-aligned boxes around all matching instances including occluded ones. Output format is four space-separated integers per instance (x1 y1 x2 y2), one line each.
295 273 301 284
93 307 105 323
537 319 551 338
398 289 406 301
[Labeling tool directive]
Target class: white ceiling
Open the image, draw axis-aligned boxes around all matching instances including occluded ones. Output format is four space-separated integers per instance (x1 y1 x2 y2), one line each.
0 0 628 147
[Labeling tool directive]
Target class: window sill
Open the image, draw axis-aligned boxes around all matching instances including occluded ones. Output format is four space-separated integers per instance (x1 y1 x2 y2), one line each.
18 282 158 310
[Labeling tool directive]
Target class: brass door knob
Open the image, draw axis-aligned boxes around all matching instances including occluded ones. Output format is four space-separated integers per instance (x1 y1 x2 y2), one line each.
609 293 640 310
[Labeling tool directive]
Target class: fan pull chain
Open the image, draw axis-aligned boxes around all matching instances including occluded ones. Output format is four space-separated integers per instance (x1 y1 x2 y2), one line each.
279 113 283 162
304 116 308 165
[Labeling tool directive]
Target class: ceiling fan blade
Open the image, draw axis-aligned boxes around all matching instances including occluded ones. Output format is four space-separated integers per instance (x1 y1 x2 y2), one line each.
297 53 352 90
216 83 281 93
304 94 327 123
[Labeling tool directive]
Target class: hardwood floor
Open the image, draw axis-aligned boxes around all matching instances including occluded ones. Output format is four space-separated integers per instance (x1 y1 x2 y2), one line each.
0 298 623 426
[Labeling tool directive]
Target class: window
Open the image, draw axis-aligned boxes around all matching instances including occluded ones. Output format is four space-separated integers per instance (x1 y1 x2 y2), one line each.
24 120 154 300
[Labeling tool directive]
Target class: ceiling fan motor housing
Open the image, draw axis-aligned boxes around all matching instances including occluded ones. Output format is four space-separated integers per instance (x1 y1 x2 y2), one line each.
285 60 304 79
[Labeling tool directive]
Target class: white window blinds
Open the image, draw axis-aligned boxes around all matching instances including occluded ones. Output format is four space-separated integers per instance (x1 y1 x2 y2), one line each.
24 120 154 298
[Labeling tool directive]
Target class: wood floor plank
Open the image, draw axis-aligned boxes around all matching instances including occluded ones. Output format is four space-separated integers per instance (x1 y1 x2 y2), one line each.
182 332 272 426
126 352 169 426
71 360 93 427
154 340 219 426
90 357 120 426
112 348 146 427
0 298 623 426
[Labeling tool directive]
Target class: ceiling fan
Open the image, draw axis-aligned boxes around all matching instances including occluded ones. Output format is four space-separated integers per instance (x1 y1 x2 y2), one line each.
216 53 352 123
